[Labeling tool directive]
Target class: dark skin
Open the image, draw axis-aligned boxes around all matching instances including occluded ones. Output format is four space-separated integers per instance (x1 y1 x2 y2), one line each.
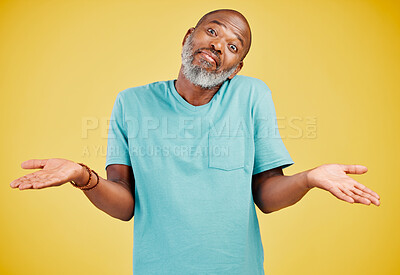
106 10 254 218
9 10 256 221
108 10 254 217
175 10 251 106
107 11 380 216
10 10 380 222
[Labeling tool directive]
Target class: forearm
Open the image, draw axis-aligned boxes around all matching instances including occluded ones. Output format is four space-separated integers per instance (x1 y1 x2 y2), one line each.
254 170 312 213
75 170 134 221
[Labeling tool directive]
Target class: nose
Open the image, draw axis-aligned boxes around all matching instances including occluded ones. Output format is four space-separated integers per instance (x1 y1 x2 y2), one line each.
210 40 222 54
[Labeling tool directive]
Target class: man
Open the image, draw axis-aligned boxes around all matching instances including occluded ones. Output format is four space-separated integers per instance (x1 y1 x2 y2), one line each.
10 9 380 275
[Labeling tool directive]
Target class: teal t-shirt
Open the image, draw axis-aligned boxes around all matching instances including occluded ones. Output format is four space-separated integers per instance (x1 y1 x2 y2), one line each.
105 75 294 275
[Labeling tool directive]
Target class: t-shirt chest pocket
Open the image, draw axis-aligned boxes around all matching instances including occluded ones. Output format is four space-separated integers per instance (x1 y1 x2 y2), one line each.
208 133 245 171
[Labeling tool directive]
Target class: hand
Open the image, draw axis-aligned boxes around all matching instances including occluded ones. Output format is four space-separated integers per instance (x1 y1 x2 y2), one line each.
306 164 380 206
10 158 85 190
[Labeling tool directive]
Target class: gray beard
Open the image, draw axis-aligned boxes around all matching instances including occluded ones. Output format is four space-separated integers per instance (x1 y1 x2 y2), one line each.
181 34 239 89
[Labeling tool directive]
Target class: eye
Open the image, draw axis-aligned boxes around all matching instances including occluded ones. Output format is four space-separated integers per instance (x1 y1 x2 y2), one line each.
229 44 237 52
207 28 216 35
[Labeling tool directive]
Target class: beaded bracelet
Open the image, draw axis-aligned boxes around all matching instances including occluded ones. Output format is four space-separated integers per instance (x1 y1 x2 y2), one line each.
70 163 99 191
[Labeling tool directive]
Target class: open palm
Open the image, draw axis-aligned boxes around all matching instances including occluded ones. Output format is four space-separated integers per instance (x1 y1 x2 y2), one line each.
307 164 380 206
10 158 82 190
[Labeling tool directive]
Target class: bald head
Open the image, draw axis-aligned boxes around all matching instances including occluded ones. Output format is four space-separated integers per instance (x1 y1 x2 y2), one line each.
194 9 252 60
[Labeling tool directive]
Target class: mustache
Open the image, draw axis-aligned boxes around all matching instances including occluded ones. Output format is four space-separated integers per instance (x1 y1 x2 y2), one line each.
194 47 221 69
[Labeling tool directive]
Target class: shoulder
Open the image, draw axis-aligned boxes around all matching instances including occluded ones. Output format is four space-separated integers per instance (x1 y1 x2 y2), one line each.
227 75 272 102
117 80 170 100
230 75 271 93
109 80 170 116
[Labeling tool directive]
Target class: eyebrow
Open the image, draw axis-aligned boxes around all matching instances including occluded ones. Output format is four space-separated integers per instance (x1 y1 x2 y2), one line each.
208 20 244 48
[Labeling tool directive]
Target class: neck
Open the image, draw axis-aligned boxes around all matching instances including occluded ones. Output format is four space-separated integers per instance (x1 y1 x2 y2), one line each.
175 66 224 106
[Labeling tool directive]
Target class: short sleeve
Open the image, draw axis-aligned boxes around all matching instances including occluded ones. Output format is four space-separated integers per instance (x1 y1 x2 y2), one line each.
252 84 294 175
105 93 132 170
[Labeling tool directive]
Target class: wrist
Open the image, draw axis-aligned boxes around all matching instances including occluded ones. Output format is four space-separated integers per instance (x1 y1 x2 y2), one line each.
304 169 316 189
73 164 90 187
70 163 99 191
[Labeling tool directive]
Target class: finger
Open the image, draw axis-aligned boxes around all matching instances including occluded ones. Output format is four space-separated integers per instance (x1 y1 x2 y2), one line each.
19 182 33 190
328 186 355 203
21 159 48 170
353 181 380 200
17 179 49 190
10 172 47 188
10 179 20 188
32 175 64 189
347 190 372 205
351 187 380 206
340 164 368 175
10 176 30 188
339 186 370 205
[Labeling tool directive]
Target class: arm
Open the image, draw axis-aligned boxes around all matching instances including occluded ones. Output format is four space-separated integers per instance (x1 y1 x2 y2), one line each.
83 163 135 221
10 158 135 221
252 167 310 214
252 164 380 214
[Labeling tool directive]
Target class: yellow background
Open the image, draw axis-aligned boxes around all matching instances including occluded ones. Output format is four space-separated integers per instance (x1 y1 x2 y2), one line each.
1 0 399 274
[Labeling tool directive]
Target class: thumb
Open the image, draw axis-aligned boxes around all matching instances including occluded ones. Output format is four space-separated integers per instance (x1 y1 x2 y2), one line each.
340 164 368 174
21 159 49 169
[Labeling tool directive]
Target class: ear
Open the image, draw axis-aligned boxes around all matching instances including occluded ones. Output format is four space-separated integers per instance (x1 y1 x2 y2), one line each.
228 61 244 79
182 27 195 46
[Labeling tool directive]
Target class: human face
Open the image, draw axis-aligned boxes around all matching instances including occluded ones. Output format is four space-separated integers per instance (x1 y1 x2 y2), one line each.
181 33 239 89
188 12 250 73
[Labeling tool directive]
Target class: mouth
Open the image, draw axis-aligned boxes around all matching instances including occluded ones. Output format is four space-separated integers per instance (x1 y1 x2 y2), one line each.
196 50 220 68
